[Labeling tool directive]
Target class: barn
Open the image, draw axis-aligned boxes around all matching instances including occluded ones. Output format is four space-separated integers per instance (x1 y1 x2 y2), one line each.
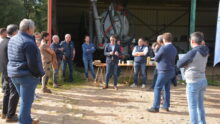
47 0 218 65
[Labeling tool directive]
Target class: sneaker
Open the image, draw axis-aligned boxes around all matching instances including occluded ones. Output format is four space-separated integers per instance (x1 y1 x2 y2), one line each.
53 83 59 88
42 88 52 93
6 115 18 122
147 107 159 113
114 86 118 90
130 83 137 88
141 84 146 89
32 119 40 124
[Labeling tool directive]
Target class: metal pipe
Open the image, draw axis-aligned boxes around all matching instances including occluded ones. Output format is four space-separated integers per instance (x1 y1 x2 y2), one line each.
90 0 103 44
190 0 197 34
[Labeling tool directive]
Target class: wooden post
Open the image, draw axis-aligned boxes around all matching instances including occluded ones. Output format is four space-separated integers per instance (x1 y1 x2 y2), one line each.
48 0 53 45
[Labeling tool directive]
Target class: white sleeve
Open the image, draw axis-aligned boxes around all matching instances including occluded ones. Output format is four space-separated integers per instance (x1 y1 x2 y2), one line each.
132 46 137 56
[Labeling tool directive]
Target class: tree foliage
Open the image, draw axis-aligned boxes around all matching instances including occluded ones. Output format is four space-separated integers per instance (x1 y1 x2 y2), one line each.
0 0 47 32
0 0 25 28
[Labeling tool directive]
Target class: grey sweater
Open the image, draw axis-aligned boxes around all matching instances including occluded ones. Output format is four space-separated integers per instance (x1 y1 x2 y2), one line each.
177 45 209 83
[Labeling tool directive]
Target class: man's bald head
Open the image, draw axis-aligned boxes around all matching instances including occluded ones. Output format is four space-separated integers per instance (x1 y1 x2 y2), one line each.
65 34 71 43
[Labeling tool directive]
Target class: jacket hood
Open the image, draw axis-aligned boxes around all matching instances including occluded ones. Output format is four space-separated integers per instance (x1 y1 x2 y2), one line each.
195 45 209 57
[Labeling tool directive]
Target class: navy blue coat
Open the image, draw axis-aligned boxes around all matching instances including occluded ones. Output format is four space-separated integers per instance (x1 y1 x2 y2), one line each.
7 32 45 78
104 44 121 64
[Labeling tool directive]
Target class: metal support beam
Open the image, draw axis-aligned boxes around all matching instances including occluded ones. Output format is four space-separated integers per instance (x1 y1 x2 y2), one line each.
91 0 103 45
190 0 197 34
48 0 53 45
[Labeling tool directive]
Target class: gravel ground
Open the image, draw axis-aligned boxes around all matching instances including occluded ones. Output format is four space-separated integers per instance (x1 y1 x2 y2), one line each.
0 83 220 124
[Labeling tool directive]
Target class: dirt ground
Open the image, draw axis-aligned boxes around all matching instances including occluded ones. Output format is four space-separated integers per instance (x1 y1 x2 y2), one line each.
0 82 220 124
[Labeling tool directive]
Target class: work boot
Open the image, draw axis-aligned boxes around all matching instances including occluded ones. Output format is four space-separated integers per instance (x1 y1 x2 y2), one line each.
1 114 6 119
6 115 18 122
32 119 39 124
42 88 52 93
147 107 159 113
102 85 108 89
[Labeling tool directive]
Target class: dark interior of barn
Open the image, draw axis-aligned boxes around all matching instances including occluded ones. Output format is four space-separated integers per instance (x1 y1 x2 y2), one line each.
51 0 218 65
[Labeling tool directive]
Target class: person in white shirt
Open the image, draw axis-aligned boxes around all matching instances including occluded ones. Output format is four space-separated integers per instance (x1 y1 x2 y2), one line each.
130 38 148 88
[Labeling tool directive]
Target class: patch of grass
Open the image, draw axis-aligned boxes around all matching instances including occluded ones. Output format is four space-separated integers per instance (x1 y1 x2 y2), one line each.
39 65 87 90
207 80 220 86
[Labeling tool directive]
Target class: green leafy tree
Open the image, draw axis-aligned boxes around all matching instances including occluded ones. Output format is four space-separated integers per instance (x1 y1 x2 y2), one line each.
0 0 47 32
27 0 47 32
0 0 25 28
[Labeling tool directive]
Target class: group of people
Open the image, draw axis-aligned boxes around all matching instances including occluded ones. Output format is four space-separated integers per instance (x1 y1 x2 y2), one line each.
101 32 209 124
0 18 209 124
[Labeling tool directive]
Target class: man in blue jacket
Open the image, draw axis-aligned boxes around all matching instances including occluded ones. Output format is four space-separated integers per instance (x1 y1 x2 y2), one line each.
51 35 64 87
177 32 209 124
7 19 44 124
60 34 75 82
82 35 96 81
148 32 177 113
103 35 121 90
130 38 148 88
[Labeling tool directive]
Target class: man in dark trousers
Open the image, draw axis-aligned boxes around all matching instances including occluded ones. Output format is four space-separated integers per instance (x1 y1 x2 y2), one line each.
103 35 121 90
148 33 177 112
0 24 19 122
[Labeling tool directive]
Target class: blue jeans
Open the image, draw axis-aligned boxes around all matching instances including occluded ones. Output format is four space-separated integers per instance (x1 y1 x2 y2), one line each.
62 58 73 81
105 62 118 86
133 62 147 85
151 69 158 89
83 57 95 79
153 71 175 109
186 79 207 124
11 75 39 124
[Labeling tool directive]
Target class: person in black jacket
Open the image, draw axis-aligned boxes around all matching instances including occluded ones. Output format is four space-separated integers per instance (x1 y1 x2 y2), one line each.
103 35 121 90
0 24 19 122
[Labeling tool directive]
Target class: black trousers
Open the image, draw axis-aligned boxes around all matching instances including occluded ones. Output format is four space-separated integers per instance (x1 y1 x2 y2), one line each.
2 72 19 118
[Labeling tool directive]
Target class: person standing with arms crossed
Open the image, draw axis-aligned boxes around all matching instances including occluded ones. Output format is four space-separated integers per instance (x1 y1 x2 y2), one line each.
177 32 209 124
130 38 148 88
82 35 96 81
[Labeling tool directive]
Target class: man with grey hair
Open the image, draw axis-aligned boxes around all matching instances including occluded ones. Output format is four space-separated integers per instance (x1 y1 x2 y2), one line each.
60 34 75 82
177 32 209 124
149 35 164 90
0 28 7 43
0 24 19 122
7 19 44 124
50 35 64 87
